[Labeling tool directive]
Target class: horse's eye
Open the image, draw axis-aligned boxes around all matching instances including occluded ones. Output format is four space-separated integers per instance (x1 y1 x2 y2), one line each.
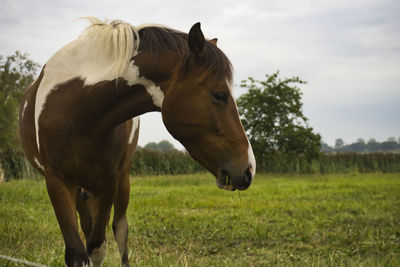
212 91 228 104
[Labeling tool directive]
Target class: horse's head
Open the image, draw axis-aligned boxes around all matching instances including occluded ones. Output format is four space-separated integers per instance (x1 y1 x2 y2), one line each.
162 23 256 191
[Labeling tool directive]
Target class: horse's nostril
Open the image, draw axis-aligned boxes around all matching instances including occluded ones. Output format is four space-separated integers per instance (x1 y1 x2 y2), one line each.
244 167 253 187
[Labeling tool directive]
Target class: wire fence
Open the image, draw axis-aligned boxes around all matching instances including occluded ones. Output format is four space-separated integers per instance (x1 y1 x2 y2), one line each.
0 254 48 267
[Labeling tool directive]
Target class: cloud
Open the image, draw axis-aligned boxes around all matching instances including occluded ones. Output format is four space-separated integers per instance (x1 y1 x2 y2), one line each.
0 0 399 148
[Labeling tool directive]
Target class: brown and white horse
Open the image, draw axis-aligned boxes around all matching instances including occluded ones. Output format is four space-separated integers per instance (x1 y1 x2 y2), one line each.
19 18 255 267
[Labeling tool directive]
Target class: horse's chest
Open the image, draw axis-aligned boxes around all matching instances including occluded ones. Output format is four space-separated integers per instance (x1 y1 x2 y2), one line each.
43 132 127 189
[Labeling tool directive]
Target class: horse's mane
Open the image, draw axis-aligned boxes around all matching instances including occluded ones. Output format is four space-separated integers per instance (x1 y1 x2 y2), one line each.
137 25 233 85
80 17 138 78
79 18 233 85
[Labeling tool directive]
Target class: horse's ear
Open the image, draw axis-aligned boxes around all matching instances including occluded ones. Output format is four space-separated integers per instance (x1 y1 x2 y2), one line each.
209 38 218 46
188 22 205 57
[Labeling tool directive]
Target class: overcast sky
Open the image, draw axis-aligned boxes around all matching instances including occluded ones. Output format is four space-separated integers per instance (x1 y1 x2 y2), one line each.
1 0 399 148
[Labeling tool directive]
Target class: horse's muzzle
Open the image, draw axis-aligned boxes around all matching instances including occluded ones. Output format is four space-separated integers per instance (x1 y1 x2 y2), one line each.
216 166 253 191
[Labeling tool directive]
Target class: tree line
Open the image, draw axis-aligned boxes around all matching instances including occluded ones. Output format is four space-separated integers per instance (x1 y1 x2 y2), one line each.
322 138 400 153
1 51 399 181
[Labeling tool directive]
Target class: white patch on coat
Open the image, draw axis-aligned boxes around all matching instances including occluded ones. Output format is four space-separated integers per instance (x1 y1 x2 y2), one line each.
114 217 128 256
29 77 38 87
247 142 256 176
21 101 28 118
89 241 107 267
228 79 256 176
34 157 44 172
34 18 139 152
123 60 164 108
128 117 140 144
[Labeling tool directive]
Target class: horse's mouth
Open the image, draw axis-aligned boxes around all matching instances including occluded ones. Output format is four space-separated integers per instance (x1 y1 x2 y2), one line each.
216 170 236 191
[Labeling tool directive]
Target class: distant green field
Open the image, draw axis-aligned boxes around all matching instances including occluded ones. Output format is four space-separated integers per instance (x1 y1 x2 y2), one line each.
0 173 399 266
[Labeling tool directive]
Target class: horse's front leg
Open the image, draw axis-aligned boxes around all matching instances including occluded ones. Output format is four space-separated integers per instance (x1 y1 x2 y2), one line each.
45 169 90 267
76 187 94 242
112 169 131 267
86 178 117 267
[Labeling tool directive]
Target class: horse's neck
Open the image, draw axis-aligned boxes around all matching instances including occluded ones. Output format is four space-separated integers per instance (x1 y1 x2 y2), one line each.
90 51 177 134
90 81 159 134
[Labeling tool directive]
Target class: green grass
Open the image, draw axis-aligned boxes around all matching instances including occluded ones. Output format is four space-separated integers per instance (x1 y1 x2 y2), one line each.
1 173 399 266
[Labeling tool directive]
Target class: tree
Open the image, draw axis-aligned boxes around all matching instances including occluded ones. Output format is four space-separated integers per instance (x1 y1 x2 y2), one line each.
356 138 365 145
335 138 344 149
144 142 159 151
144 140 175 152
381 137 398 151
237 71 321 170
321 141 334 153
367 138 377 145
347 138 367 152
157 140 175 152
0 51 40 152
367 138 378 151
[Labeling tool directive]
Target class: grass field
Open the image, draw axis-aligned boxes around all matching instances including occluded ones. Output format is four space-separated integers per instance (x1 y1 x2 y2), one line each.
0 173 399 266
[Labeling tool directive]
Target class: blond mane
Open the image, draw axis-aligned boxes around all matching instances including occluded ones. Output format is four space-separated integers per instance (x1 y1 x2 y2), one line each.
80 17 139 78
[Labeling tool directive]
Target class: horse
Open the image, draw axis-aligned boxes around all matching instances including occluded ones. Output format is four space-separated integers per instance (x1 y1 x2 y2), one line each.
18 17 256 267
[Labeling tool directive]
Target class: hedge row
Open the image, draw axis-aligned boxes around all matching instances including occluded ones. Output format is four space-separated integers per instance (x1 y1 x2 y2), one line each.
131 149 205 175
257 152 400 174
1 150 400 181
0 149 205 181
0 150 39 181
318 152 400 174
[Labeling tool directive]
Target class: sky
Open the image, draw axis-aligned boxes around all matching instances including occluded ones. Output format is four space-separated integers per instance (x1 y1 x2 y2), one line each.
1 0 399 149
